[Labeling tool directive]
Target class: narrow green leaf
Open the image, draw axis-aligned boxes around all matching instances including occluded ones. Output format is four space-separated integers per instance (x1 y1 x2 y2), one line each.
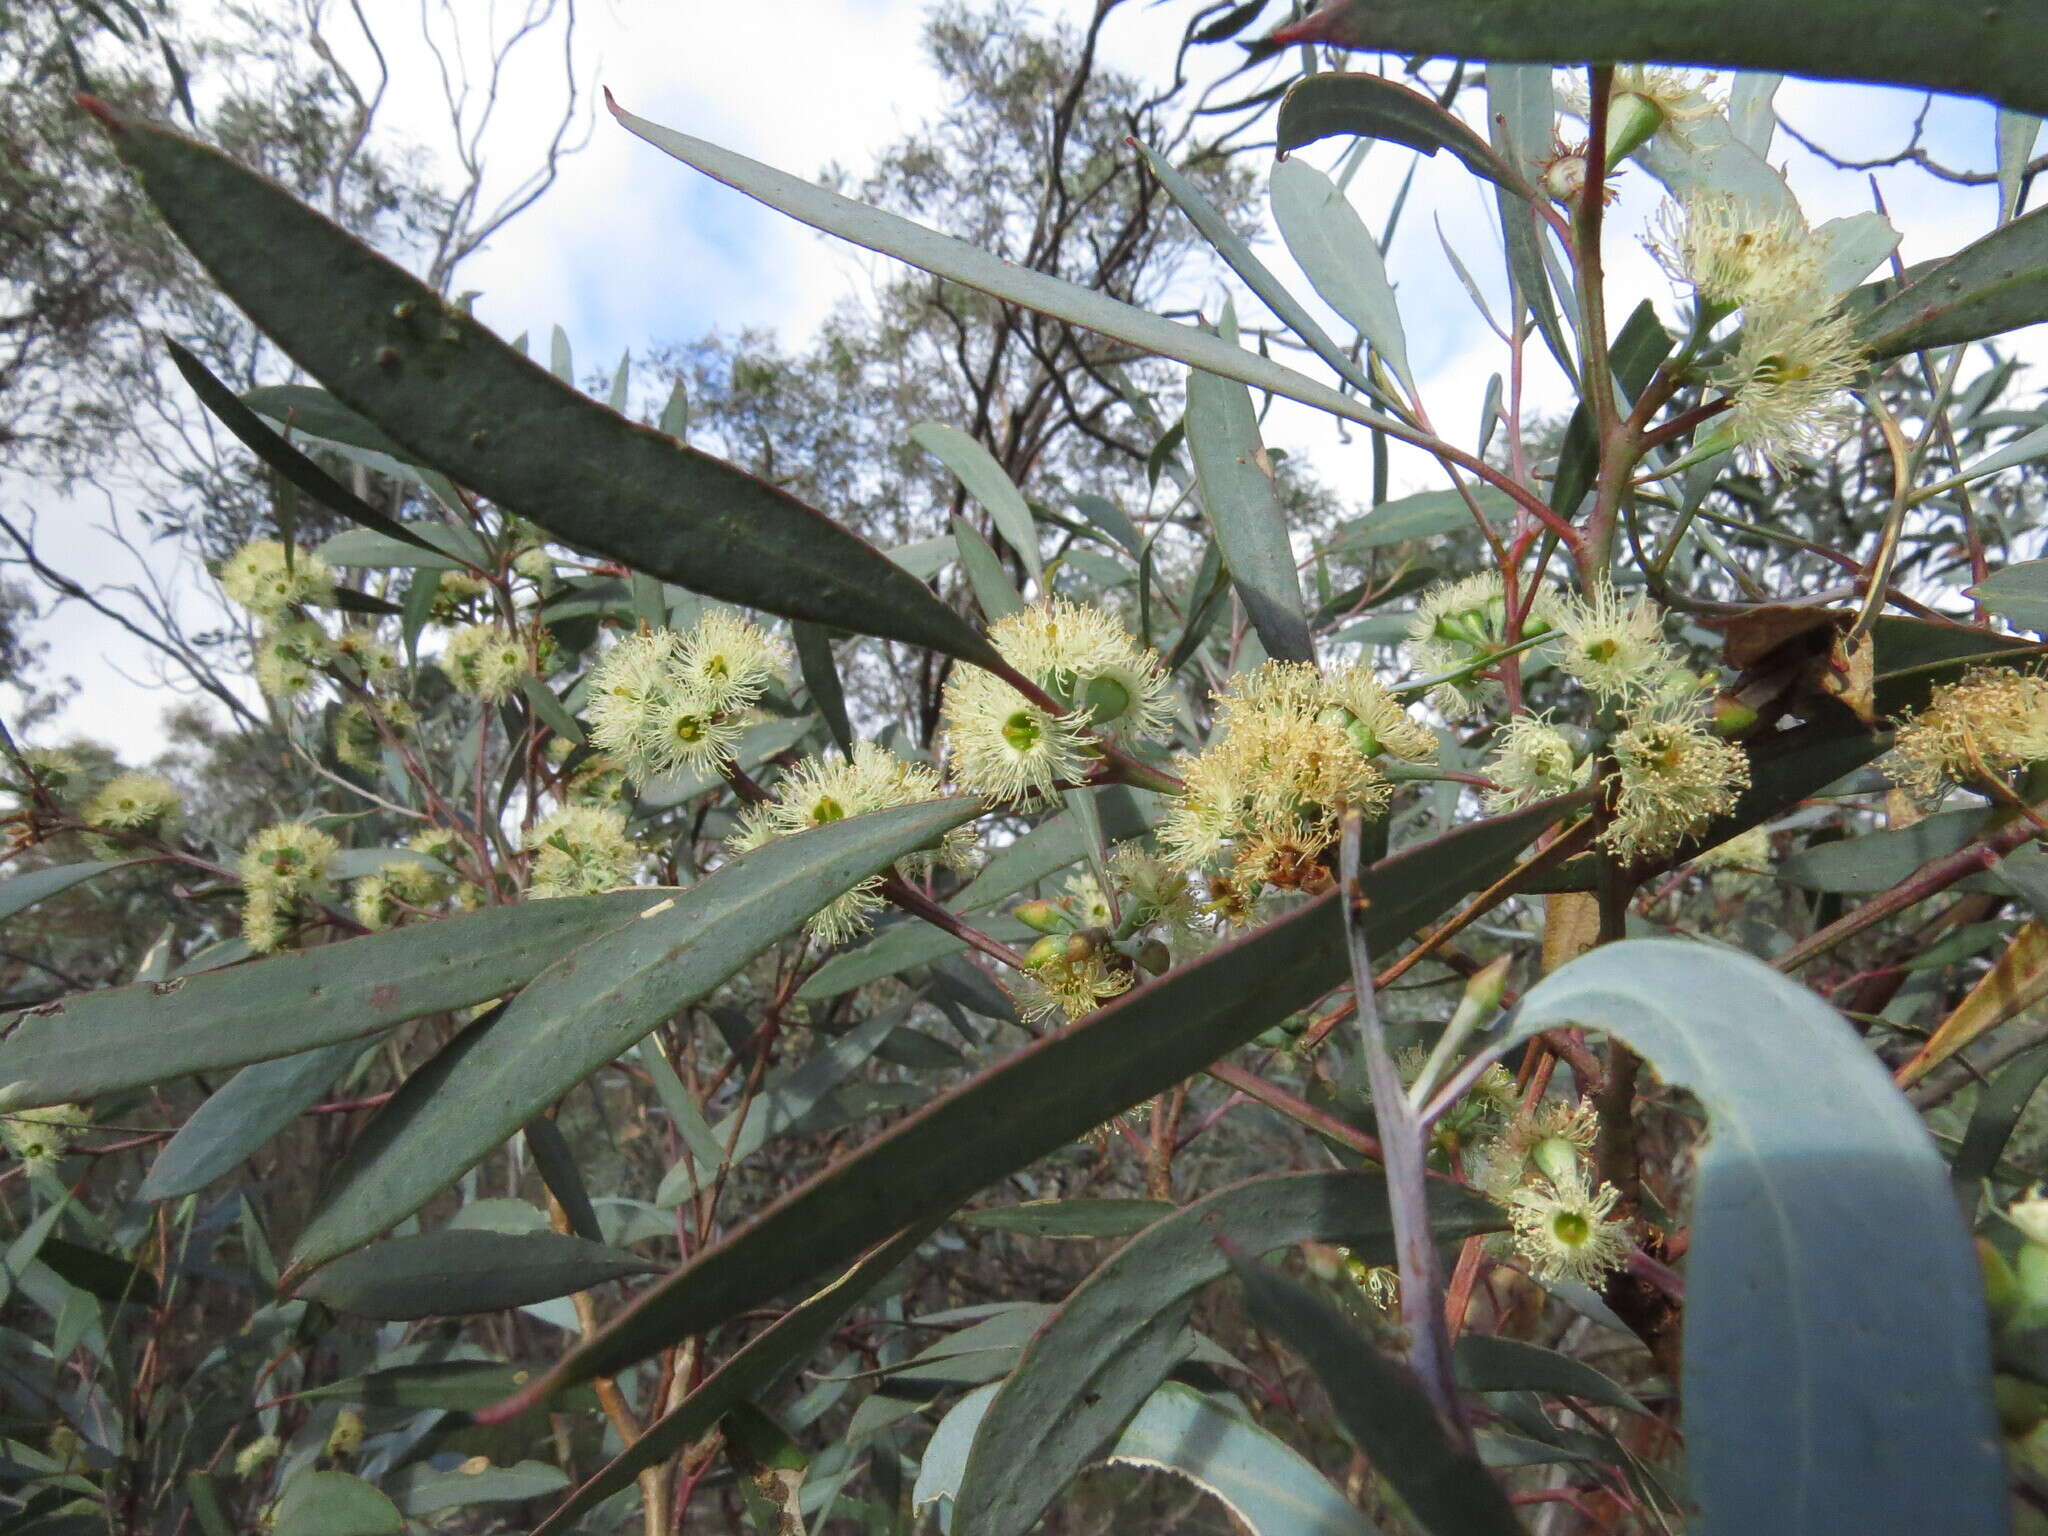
1504 939 2006 1534
1726 71 1783 152
1328 486 1511 553
285 799 984 1275
498 799 1564 1413
90 104 998 668
1270 158 1413 389
1487 65 1574 383
524 1115 603 1244
519 675 585 746
0 892 664 1111
956 1199 1174 1239
299 1360 531 1412
529 1222 938 1535
141 1041 362 1200
1451 1334 1650 1418
164 339 448 560
913 423 1041 588
1186 344 1315 662
1552 301 1670 517
316 523 481 572
272 1470 404 1536
1275 71 1518 189
1954 1044 2048 1190
607 97 1426 446
957 1171 1501 1536
792 622 854 757
1917 423 2048 503
299 1230 657 1319
1228 1253 1522 1536
0 860 134 924
1864 206 2048 356
952 513 1025 620
1274 0 2048 117
1070 493 1141 557
35 1237 158 1306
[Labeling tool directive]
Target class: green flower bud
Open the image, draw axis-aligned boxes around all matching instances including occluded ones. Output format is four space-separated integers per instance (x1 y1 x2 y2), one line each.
1023 935 1066 971
1604 91 1666 163
1013 899 1069 935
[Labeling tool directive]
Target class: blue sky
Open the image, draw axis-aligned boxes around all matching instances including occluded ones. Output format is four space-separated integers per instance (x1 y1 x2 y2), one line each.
10 1 2032 760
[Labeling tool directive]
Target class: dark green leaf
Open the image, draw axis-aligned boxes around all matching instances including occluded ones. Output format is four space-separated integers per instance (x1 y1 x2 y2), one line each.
524 1116 602 1245
1451 1334 1650 1418
1275 71 1518 189
0 892 664 1110
529 1223 937 1535
1273 0 2048 117
956 1172 1502 1536
285 799 984 1276
164 340 449 560
1186 345 1315 662
299 1230 657 1319
519 676 585 746
142 1040 362 1200
792 622 854 757
953 513 1024 620
1953 1044 2048 1191
92 104 998 668
1865 207 2048 355
299 1360 530 1412
1229 1253 1522 1536
956 1199 1174 1239
1505 939 2006 1533
497 802 1565 1409
1070 493 1141 557
35 1237 158 1306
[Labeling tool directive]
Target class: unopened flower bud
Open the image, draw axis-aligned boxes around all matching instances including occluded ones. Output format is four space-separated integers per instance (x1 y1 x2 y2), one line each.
1530 1135 1584 1188
1064 930 1102 965
1023 935 1066 971
1013 899 1068 935
1711 695 1760 738
1604 91 1666 163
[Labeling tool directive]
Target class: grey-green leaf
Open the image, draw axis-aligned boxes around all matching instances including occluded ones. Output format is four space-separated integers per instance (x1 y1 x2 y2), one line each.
383 1460 569 1516
299 1230 658 1319
1274 71 1519 190
273 1471 404 1536
914 423 1041 588
0 892 665 1111
1270 157 1412 390
1503 938 2005 1534
1863 206 2048 357
284 798 984 1276
957 1198 1173 1239
0 860 135 925
141 1041 363 1200
1186 352 1315 662
1971 558 2048 633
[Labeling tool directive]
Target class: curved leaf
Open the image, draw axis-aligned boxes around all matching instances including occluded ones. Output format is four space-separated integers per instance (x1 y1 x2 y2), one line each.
1505 938 2006 1535
300 1230 657 1319
489 797 1566 1416
1275 72 1517 190
1228 1254 1521 1536
530 1222 936 1536
1270 158 1413 390
284 798 985 1276
1451 1334 1651 1419
384 1460 568 1516
956 1198 1174 1239
956 1172 1502 1536
913 423 1041 588
0 859 134 924
0 892 665 1111
141 1040 363 1200
273 1470 403 1536
1186 341 1315 662
87 102 998 668
1271 0 2048 118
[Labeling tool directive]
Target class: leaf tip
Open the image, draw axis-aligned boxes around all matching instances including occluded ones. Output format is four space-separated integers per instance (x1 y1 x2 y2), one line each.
74 93 121 131
602 85 624 118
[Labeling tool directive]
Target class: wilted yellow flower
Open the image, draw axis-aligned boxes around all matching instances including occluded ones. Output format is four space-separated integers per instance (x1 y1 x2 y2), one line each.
220 538 334 619
1890 666 2048 802
728 742 969 944
441 622 529 702
325 1409 365 1459
1507 1167 1633 1286
524 805 641 898
1602 702 1751 862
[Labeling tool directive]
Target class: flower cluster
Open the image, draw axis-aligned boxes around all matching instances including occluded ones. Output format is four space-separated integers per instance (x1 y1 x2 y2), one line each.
524 805 642 898
219 538 334 619
1406 572 1558 715
1160 661 1429 903
80 772 181 854
1890 666 2048 802
237 820 340 952
1002 844 1207 1023
351 829 471 929
729 742 968 944
1602 700 1751 863
1651 192 1867 471
441 621 530 702
942 599 1171 805
588 613 787 781
1464 1093 1633 1286
0 1103 89 1172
